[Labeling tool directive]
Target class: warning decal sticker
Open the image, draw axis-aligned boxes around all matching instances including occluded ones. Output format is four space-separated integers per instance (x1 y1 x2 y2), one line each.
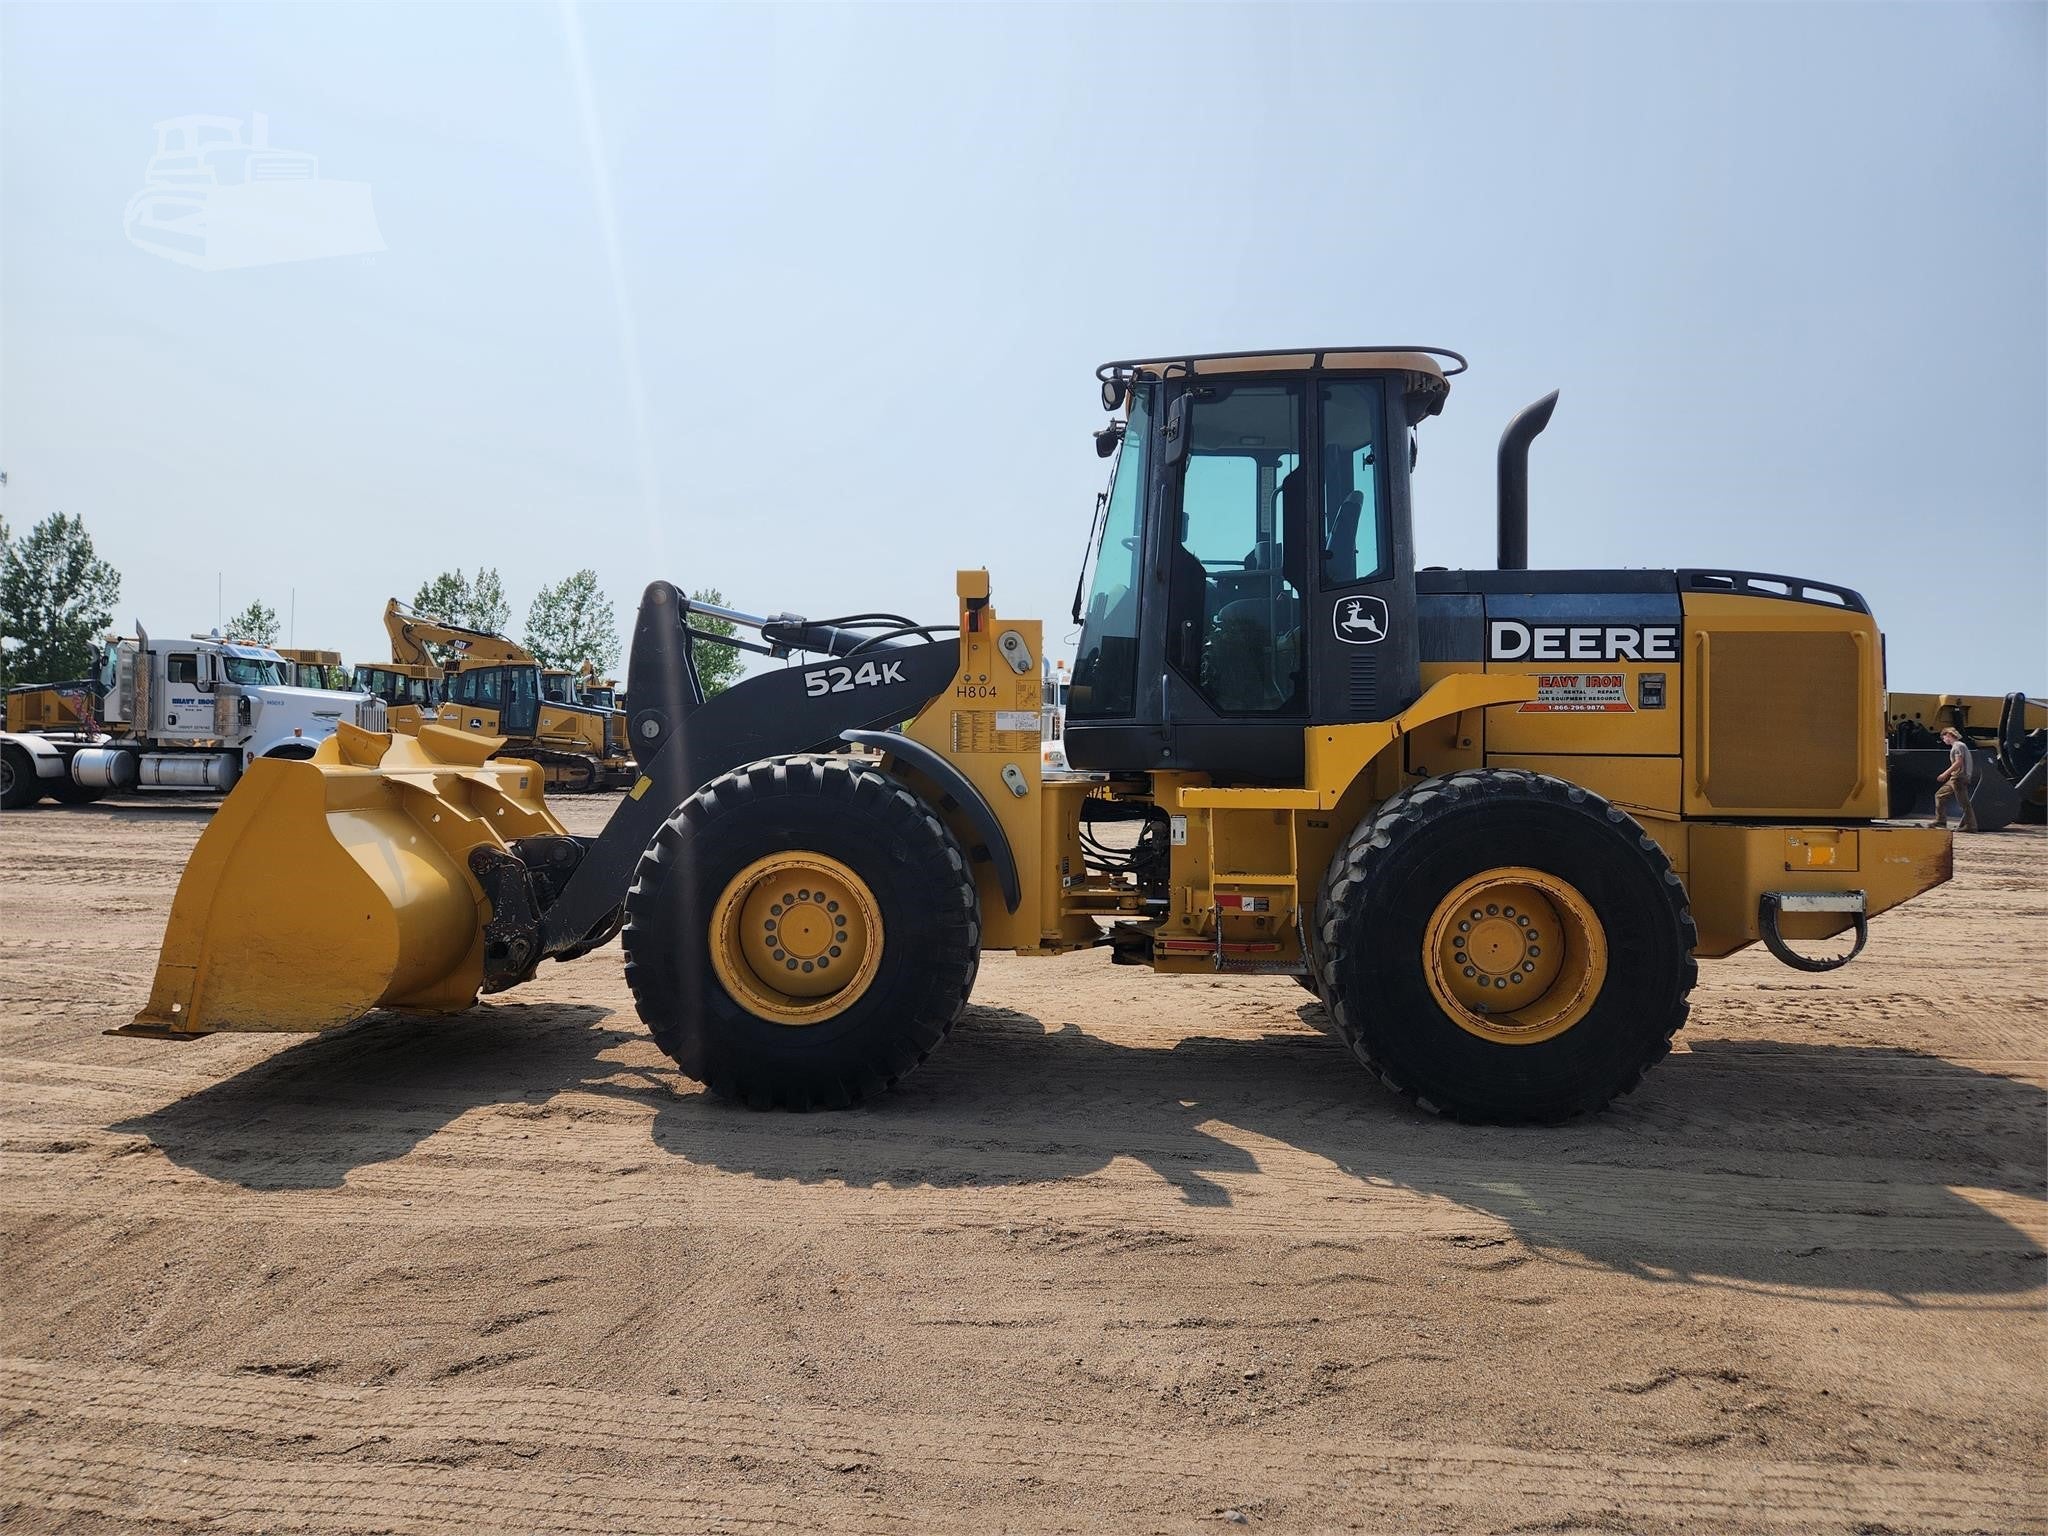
1518 672 1635 713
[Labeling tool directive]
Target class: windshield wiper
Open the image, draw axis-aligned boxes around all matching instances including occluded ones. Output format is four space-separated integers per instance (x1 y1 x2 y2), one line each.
1071 490 1108 626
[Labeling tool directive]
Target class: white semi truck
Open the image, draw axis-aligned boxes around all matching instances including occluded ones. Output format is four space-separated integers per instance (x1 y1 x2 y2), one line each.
1 627 386 810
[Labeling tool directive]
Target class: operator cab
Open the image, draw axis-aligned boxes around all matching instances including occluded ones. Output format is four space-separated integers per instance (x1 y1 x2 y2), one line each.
353 665 442 709
1067 349 1458 783
447 662 543 736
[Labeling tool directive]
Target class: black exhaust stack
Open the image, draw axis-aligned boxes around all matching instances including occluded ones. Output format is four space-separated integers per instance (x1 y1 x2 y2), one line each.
1497 390 1559 571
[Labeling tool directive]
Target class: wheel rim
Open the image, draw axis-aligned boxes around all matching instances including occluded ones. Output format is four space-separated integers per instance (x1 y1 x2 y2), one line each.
709 851 884 1025
0 757 14 797
1423 867 1607 1045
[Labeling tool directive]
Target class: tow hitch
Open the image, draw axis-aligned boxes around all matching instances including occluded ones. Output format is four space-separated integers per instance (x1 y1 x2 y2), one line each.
1758 890 1868 973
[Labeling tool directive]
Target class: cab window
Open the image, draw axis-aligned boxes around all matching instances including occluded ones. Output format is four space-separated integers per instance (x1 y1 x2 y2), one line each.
1070 387 1151 720
1167 380 1305 715
1319 379 1390 587
167 653 198 685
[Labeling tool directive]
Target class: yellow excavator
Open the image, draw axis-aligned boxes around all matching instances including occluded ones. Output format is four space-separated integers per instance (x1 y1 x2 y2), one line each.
380 599 634 792
129 347 1952 1124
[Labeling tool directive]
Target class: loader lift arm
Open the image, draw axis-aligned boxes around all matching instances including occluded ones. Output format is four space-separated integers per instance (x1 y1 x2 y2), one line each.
527 583 966 958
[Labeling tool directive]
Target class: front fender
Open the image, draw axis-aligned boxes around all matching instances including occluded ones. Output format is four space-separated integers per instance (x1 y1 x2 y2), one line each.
251 726 333 760
2 731 77 779
841 729 1021 914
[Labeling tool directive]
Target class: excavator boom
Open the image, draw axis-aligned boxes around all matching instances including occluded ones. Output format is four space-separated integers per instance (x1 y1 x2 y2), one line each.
383 598 534 669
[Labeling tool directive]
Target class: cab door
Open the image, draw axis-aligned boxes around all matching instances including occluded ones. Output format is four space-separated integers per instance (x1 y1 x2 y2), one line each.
1158 378 1310 782
158 651 212 740
1306 376 1420 727
500 666 540 738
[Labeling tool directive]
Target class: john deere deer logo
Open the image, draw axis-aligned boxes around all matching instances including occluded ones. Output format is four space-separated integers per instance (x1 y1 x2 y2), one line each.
1333 595 1389 645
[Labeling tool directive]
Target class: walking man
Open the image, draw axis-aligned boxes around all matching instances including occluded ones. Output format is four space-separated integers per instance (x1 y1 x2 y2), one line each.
1931 726 1980 833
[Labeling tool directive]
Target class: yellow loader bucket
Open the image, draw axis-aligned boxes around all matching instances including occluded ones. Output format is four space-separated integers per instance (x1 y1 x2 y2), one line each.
127 723 566 1037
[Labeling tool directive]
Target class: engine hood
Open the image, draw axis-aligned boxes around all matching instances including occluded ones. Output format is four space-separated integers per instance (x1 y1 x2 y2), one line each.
254 687 367 715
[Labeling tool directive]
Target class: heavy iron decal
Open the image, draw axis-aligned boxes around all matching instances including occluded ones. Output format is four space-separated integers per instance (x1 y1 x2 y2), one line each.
1518 672 1634 713
1488 621 1678 663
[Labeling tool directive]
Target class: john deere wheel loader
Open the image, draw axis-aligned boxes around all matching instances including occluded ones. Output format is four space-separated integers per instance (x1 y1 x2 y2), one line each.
129 348 1953 1123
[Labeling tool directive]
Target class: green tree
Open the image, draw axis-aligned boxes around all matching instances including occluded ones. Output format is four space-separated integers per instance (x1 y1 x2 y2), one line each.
690 587 744 697
524 569 620 673
412 569 472 625
0 512 121 686
411 566 513 665
468 568 510 635
226 599 280 646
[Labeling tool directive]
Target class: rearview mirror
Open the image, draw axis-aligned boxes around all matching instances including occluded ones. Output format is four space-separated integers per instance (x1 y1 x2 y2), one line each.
1160 392 1192 467
1101 377 1126 412
1093 420 1125 459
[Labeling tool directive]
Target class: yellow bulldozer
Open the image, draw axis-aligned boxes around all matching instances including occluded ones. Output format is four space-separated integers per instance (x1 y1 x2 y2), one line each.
347 660 445 735
380 599 634 792
128 348 1953 1123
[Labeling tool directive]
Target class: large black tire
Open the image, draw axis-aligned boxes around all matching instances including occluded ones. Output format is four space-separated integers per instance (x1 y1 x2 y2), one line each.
1317 769 1696 1123
49 777 108 805
622 753 981 1109
1 745 44 811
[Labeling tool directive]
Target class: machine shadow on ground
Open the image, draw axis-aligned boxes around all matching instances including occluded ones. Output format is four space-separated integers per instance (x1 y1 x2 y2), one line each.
121 999 2045 1300
40 798 223 823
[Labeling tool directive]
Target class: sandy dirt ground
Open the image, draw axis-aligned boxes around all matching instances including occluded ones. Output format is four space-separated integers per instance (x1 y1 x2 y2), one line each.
0 790 2042 1534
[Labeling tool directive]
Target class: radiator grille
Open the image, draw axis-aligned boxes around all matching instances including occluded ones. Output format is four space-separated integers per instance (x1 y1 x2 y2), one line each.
1702 630 1860 810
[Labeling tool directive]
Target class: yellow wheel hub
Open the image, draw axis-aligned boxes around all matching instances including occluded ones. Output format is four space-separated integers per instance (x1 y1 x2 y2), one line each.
1423 867 1607 1045
709 851 883 1026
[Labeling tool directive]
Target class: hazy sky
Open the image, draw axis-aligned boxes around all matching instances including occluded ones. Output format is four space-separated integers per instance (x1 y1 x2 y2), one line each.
3 2 2042 693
